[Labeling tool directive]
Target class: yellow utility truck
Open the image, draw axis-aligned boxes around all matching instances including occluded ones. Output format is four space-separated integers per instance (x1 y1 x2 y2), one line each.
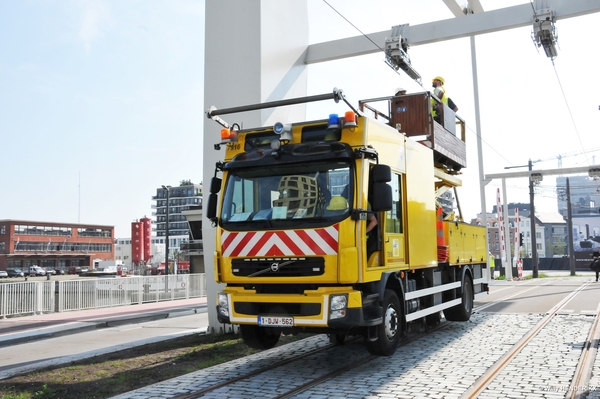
206 88 487 355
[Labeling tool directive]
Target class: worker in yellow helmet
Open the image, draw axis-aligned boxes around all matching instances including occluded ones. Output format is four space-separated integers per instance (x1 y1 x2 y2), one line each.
431 76 448 123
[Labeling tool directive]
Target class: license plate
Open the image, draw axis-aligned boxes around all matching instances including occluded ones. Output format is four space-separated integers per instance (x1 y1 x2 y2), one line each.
258 316 294 327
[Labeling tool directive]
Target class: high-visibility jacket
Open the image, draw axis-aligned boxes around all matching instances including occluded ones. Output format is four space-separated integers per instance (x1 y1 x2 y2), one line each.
431 87 447 119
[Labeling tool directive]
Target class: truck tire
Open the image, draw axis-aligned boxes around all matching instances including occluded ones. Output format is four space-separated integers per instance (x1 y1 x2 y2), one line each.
240 325 281 350
365 289 402 356
444 275 473 321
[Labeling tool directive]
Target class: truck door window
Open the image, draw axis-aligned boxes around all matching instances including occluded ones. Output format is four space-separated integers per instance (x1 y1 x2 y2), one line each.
385 174 403 234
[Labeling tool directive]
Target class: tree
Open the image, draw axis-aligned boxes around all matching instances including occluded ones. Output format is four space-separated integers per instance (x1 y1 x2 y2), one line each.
180 179 193 186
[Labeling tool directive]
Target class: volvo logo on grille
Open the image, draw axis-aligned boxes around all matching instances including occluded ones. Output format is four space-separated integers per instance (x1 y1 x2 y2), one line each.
270 262 280 272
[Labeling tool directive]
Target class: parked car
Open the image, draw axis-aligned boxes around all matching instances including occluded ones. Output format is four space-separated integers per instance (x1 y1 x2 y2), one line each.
54 268 65 275
28 266 46 276
45 268 56 275
0 270 7 278
7 269 24 278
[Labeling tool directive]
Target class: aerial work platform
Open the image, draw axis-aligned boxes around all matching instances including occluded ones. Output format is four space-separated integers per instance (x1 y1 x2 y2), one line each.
360 91 466 173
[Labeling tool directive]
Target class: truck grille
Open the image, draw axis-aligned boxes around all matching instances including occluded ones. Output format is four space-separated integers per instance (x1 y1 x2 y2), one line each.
231 258 325 277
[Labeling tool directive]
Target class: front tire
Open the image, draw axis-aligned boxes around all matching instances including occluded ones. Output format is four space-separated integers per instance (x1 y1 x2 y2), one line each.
365 289 402 356
240 325 281 350
444 275 473 321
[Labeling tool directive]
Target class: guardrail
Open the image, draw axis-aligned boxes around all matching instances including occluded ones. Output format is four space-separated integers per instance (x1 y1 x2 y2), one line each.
0 281 55 317
0 273 206 318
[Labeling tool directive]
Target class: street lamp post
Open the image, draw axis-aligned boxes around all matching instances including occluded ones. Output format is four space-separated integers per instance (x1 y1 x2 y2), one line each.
528 159 539 278
566 178 576 276
161 185 171 276
504 160 540 278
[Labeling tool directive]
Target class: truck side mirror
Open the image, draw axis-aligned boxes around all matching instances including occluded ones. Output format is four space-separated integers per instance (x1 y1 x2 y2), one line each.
371 164 391 183
210 177 222 194
371 182 392 212
207 177 222 221
207 193 218 221
370 164 392 211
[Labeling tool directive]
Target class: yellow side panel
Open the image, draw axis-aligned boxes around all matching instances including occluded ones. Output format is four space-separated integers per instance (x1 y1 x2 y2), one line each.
383 233 408 269
339 247 358 283
360 118 406 173
446 222 487 264
213 251 221 283
404 140 437 268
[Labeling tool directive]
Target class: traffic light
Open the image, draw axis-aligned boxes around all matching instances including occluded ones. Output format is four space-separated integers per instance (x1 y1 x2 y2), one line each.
519 233 524 246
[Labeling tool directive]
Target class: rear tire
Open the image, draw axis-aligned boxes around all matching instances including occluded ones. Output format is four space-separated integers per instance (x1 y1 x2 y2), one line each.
365 289 402 356
240 325 281 350
444 275 473 321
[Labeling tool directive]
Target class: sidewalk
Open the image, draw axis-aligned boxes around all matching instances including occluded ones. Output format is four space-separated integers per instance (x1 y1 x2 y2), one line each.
0 297 208 347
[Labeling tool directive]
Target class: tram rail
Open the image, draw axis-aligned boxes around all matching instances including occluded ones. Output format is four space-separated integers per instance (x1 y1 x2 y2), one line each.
462 281 593 398
172 323 451 399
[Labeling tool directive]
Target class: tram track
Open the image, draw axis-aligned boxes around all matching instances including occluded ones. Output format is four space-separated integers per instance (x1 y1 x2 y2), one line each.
170 285 541 399
462 281 593 398
568 301 600 399
172 322 451 399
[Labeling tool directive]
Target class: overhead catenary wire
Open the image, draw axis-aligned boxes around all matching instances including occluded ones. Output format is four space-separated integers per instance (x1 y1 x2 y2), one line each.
551 61 589 165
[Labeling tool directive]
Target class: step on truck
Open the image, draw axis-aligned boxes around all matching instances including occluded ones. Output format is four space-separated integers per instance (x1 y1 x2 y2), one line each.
206 88 488 356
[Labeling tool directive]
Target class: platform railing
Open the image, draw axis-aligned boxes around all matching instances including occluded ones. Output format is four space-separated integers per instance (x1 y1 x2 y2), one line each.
0 273 206 318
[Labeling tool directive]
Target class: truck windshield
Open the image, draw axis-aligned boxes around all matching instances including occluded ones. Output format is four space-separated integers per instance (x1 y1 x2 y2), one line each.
221 161 351 227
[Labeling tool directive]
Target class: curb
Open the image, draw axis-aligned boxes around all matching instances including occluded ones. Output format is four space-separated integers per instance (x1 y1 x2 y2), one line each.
0 307 206 348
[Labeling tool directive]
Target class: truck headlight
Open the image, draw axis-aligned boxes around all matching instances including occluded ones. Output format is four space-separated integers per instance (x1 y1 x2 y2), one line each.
330 294 348 320
218 293 229 317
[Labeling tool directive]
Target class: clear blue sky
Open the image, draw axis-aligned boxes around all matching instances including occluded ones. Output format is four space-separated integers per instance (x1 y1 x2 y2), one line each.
0 1 204 238
1 1 598 237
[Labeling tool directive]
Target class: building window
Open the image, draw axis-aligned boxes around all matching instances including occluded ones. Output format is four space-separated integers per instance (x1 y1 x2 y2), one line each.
0 225 5 235
78 228 112 238
537 243 542 250
0 242 4 252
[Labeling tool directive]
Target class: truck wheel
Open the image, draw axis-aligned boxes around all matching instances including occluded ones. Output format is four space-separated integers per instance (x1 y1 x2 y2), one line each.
366 289 402 356
444 275 473 321
240 325 280 350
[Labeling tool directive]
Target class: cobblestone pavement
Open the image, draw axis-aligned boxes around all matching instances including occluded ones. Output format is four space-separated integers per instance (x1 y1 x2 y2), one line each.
112 310 599 399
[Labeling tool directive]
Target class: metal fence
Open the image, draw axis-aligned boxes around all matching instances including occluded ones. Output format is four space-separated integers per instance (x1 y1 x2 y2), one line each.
0 273 206 318
0 281 55 317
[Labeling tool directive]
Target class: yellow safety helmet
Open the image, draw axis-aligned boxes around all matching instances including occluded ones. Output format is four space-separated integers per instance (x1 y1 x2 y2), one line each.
326 196 349 211
432 76 445 85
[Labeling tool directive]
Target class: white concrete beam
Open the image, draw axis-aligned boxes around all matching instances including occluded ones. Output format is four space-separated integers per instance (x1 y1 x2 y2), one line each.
486 165 600 180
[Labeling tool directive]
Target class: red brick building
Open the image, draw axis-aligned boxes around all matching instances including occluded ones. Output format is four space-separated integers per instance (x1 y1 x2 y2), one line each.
0 220 114 271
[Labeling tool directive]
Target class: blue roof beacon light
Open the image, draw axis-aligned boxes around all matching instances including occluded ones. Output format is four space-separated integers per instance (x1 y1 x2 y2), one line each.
273 122 293 141
327 114 340 130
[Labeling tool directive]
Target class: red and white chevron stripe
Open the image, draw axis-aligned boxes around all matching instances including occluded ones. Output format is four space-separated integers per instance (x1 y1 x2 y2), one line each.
221 225 339 257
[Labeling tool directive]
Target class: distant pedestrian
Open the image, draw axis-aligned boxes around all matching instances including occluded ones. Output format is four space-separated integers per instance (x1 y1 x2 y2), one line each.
590 252 600 282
